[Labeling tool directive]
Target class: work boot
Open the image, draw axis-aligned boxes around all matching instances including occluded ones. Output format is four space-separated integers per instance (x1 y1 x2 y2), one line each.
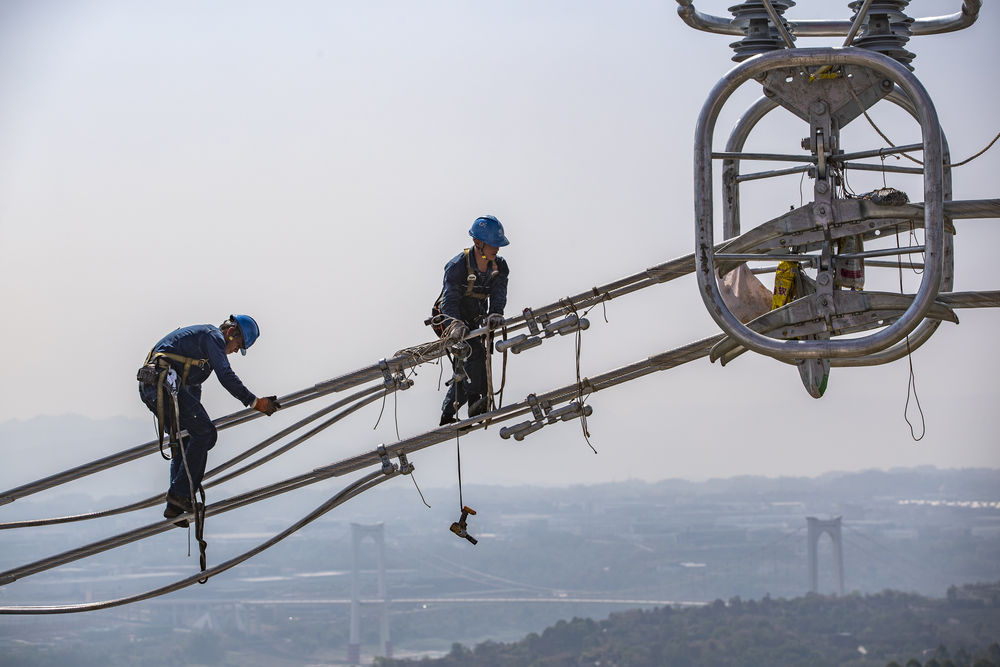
440 411 458 426
468 395 488 418
163 492 193 528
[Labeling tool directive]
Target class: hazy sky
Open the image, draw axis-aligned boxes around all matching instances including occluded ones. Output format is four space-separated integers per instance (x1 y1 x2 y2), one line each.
1 0 998 489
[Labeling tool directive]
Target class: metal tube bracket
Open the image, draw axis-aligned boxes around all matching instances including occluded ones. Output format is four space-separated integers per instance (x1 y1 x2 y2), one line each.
376 445 396 476
397 452 414 475
543 313 591 338
546 401 594 424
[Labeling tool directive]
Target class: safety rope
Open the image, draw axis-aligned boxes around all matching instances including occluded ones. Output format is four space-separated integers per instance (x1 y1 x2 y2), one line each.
437 322 468 512
485 322 495 417
372 378 404 442
896 227 926 441
497 322 508 407
169 389 210 582
845 72 999 169
949 130 1000 168
456 435 464 512
561 296 597 453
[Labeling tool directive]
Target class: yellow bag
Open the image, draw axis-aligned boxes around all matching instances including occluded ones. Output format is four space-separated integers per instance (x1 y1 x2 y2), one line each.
772 261 798 309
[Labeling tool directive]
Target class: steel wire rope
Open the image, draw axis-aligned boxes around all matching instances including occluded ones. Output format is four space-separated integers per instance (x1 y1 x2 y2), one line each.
844 73 999 170
12 210 983 507
8 313 720 573
7 230 985 589
320 335 726 479
202 383 387 483
0 378 380 504
0 470 393 615
0 384 390 530
203 387 392 489
3 222 992 602
4 248 708 505
0 454 391 585
2 393 443 585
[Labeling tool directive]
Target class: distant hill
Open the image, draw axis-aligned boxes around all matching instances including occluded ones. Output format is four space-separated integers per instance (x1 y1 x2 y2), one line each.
375 583 1000 667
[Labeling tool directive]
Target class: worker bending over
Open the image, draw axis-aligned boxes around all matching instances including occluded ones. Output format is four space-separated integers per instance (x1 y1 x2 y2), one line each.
138 314 279 525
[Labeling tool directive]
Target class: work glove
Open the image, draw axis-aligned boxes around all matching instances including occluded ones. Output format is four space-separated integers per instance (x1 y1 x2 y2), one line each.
486 313 504 329
446 321 468 344
253 395 281 416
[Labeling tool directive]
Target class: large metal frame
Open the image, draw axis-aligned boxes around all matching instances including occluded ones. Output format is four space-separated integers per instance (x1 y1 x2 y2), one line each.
694 47 945 361
718 87 956 368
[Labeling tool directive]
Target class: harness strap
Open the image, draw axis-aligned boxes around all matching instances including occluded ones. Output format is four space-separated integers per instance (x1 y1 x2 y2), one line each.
463 248 497 299
143 349 207 452
195 485 209 584
145 350 208 386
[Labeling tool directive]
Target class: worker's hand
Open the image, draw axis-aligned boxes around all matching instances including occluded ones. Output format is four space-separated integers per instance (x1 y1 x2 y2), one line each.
446 321 468 344
486 313 504 329
253 396 280 416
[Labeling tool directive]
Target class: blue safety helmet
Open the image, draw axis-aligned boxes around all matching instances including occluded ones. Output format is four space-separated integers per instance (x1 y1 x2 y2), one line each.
468 215 509 247
231 314 259 356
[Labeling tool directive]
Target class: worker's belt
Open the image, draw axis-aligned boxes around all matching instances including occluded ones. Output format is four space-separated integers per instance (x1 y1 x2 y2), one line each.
137 351 208 450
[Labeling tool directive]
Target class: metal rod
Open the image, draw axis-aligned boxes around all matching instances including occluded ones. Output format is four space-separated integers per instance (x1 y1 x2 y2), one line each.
832 143 924 162
842 161 926 175
761 0 796 48
843 0 876 46
837 245 926 260
713 151 814 163
716 253 816 263
865 259 925 270
736 165 812 183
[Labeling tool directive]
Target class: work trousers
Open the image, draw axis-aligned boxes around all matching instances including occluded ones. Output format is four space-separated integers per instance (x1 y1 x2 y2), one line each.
139 383 218 499
441 336 487 418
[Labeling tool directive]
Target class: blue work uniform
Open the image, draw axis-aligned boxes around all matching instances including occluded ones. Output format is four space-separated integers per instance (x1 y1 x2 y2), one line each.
138 325 256 500
439 250 509 419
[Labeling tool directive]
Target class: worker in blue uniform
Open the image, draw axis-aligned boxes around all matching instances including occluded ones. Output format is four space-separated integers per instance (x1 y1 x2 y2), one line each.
438 215 510 425
138 314 279 524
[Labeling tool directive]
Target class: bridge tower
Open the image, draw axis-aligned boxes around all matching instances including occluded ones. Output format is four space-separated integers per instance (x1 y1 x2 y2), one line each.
348 522 391 665
806 516 844 595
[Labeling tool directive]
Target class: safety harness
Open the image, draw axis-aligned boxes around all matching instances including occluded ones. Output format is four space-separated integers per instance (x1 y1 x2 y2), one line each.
427 248 500 337
138 350 208 455
137 348 211 580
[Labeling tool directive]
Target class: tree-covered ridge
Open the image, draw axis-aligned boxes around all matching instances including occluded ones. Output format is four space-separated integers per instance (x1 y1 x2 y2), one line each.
377 583 1000 667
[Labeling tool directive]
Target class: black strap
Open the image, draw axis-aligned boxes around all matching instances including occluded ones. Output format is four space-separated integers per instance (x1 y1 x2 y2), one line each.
195 485 209 584
463 248 496 298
